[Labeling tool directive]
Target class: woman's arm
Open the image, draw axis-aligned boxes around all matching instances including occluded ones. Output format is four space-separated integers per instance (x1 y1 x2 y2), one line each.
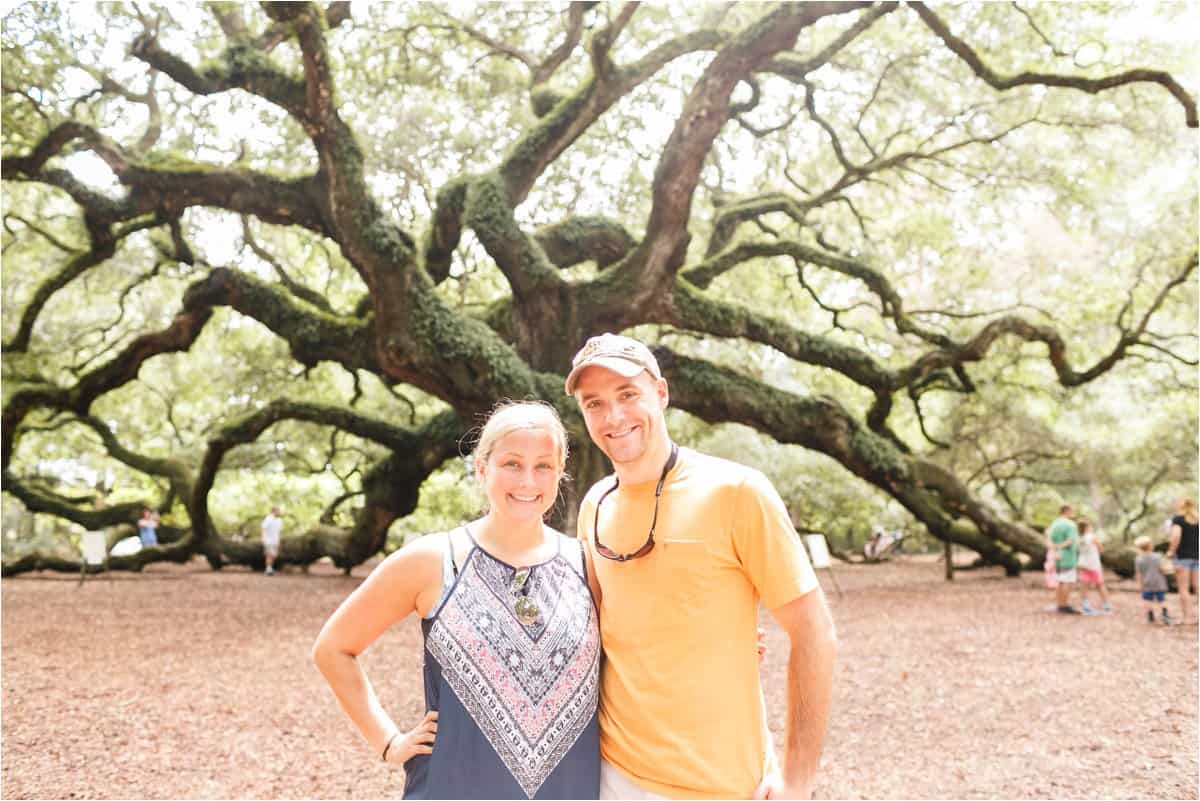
1168 524 1182 557
312 537 444 762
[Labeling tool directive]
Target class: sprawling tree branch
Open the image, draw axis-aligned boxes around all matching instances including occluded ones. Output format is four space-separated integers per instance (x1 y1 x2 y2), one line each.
661 349 1027 572
3 122 329 234
3 212 169 352
191 402 462 568
534 215 636 270
623 4 873 285
910 2 1198 128
897 250 1199 387
130 28 308 119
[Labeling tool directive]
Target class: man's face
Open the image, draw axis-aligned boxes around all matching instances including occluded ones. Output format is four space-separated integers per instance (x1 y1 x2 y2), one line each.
574 367 668 467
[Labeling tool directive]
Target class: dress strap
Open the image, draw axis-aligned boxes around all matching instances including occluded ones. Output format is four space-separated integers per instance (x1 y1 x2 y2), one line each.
560 535 587 579
448 526 468 577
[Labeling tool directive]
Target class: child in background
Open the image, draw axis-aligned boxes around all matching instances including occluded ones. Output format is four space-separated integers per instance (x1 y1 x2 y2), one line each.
1134 535 1171 625
1076 519 1112 615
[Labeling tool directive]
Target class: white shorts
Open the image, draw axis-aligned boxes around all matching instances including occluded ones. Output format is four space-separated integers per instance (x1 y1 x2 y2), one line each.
1055 567 1077 584
600 760 670 800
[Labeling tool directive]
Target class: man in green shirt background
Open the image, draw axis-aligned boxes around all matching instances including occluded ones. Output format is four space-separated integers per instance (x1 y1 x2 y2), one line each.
1047 504 1080 614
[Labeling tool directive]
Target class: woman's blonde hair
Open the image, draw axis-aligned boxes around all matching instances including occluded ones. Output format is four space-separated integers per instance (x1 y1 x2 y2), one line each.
473 401 569 474
1182 498 1198 525
1134 535 1153 551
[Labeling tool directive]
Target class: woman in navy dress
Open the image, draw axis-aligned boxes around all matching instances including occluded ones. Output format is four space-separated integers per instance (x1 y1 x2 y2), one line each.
313 402 600 799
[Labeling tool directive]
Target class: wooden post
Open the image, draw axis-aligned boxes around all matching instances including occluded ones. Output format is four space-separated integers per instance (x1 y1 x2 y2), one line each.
944 540 954 581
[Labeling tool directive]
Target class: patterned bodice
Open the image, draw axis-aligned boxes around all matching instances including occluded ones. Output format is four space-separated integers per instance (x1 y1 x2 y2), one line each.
416 535 600 799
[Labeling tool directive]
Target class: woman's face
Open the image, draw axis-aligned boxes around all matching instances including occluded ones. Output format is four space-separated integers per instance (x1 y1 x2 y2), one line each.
478 428 562 524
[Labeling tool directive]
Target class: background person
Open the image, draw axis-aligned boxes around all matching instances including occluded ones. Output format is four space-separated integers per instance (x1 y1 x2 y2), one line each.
136 507 159 547
1075 519 1111 615
312 402 600 800
566 333 836 800
261 506 283 575
1166 498 1199 625
1046 505 1080 615
1134 535 1171 625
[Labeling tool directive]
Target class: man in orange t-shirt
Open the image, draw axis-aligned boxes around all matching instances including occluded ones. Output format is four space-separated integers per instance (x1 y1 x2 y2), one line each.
566 333 837 799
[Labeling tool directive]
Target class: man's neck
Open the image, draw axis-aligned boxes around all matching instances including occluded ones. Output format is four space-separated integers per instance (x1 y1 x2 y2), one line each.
613 436 674 487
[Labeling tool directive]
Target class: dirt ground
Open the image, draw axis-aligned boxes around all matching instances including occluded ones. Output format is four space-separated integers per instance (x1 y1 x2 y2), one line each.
2 556 1196 799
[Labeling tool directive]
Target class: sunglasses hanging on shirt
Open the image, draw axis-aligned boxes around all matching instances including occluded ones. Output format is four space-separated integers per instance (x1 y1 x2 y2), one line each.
592 443 678 562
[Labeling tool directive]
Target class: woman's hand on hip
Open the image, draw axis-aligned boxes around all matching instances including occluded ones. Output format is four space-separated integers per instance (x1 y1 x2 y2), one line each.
385 710 438 766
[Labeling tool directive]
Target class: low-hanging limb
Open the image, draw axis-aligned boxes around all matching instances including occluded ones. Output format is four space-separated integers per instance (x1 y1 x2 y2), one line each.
190 401 463 569
663 348 1148 576
660 349 1028 572
2 262 382 472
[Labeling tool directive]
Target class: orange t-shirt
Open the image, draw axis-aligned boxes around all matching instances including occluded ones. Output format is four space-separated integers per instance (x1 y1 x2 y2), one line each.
578 447 819 798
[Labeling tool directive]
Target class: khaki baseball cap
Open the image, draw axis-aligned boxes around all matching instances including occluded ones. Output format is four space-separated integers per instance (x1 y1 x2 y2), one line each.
564 333 663 394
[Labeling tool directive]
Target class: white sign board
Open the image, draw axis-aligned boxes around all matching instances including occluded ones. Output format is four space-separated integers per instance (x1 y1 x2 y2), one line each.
804 534 833 569
110 536 142 558
81 530 108 565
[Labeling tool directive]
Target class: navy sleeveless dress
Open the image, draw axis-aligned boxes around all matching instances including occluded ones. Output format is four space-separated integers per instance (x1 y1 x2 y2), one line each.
403 529 600 800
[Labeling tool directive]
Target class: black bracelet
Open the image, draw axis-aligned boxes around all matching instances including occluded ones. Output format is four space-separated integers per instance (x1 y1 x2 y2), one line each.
381 731 401 762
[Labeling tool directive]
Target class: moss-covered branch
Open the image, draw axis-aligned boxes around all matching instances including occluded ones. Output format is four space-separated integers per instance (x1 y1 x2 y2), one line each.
662 349 1030 573
130 28 308 119
534 215 636 270
4 122 330 235
464 172 563 297
668 280 894 389
191 402 463 569
181 267 375 370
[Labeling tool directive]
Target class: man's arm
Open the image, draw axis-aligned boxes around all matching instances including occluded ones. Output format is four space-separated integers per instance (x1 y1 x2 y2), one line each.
763 589 837 799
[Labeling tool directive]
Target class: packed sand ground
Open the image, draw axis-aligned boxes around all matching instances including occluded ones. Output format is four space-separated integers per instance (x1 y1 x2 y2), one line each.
2 556 1196 799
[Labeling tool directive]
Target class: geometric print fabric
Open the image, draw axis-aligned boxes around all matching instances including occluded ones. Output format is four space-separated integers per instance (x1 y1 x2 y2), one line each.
426 544 600 798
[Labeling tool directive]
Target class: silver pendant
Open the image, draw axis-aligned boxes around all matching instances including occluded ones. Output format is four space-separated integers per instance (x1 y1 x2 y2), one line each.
513 595 540 626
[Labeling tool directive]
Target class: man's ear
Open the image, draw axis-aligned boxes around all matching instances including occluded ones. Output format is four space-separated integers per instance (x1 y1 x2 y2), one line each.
657 378 669 409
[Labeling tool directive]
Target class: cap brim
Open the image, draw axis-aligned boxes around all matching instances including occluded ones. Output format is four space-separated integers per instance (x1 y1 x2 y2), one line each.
565 357 646 394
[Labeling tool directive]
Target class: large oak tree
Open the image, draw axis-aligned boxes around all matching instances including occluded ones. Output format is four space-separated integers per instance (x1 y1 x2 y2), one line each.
3 2 1196 576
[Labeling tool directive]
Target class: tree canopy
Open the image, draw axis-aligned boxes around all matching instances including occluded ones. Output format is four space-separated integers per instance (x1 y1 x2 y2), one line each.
2 1 1196 577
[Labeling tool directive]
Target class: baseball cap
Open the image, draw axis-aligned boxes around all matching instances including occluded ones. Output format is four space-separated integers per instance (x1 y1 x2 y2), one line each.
564 333 663 395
